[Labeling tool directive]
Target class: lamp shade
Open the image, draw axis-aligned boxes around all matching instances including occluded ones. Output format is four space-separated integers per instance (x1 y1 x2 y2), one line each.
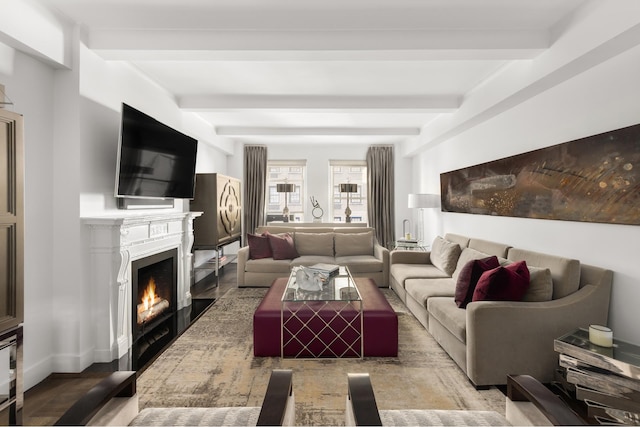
339 183 358 193
408 193 440 208
276 183 294 193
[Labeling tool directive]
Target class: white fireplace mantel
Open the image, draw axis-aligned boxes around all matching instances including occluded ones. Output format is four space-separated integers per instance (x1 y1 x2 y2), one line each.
82 211 201 363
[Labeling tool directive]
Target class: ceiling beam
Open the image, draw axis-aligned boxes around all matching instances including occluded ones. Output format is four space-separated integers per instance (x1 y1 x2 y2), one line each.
89 29 548 61
179 95 460 112
215 126 420 136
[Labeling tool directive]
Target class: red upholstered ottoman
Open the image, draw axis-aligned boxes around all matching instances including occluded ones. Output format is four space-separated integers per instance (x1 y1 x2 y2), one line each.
253 277 398 357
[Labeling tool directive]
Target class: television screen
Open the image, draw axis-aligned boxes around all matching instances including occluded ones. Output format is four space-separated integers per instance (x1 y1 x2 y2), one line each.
115 103 198 199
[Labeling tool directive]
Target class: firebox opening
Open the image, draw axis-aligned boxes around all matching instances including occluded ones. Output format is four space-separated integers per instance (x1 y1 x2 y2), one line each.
131 248 178 369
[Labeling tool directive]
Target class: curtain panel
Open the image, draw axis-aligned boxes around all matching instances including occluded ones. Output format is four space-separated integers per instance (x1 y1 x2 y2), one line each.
244 145 267 241
366 145 395 248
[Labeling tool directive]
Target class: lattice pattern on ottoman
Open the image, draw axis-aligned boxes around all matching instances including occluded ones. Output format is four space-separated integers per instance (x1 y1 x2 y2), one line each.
282 300 362 358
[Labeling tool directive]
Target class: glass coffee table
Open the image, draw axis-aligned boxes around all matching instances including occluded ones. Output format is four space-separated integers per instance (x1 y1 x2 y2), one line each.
281 266 363 358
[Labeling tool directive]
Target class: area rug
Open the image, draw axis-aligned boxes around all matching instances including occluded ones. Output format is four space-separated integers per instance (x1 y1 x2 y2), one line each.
137 287 505 426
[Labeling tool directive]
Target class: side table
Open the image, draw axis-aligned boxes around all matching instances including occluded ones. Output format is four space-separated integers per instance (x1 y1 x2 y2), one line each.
393 240 429 251
554 328 640 425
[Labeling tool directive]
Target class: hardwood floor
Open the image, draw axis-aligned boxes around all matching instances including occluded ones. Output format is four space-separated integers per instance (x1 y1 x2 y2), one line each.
1 264 238 426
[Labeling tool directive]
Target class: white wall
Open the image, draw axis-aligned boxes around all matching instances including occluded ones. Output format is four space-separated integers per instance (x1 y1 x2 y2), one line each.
0 43 56 389
0 31 235 388
413 42 640 344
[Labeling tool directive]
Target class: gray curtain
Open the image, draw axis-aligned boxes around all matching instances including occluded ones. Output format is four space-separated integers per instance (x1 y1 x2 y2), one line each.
243 145 267 241
367 145 395 248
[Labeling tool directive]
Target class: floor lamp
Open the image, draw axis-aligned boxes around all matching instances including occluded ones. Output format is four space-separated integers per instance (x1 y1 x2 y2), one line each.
276 183 294 222
408 193 441 243
340 183 358 223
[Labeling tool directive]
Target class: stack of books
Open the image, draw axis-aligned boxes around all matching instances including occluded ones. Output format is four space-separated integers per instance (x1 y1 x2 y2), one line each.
306 263 340 280
554 328 640 425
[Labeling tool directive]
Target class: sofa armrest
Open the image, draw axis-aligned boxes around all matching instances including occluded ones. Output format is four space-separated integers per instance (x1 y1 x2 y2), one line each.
346 373 382 426
257 369 295 426
373 244 390 287
55 371 137 426
507 375 585 425
466 283 611 385
236 246 250 287
389 250 432 265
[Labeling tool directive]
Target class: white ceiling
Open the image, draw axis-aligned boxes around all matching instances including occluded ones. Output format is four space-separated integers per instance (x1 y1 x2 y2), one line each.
43 0 588 146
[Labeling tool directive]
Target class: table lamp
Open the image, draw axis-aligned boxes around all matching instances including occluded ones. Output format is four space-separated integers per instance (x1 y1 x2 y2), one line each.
408 193 440 242
340 183 358 223
276 183 294 222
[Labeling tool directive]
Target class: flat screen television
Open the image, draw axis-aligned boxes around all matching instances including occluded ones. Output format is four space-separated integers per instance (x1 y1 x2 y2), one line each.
115 103 198 200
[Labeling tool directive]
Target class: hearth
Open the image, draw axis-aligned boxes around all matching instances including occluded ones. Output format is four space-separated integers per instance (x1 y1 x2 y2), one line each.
131 249 178 369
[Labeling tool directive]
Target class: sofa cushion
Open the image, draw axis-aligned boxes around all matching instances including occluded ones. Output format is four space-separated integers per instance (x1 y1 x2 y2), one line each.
266 232 299 260
247 233 272 259
405 278 456 309
390 264 450 290
244 258 292 273
452 248 492 281
468 238 511 258
507 248 580 299
294 232 334 256
523 266 553 302
131 407 261 426
427 297 467 343
335 255 382 273
334 231 374 257
430 236 462 276
472 261 530 302
454 256 500 308
443 233 470 249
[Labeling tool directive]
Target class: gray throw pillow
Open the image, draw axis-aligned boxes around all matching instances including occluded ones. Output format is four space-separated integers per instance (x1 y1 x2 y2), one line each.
334 231 374 257
522 266 553 302
430 236 462 276
294 232 334 257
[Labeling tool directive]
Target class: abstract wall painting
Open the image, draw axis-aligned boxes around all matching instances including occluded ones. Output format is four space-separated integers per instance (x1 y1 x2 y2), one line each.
440 123 640 225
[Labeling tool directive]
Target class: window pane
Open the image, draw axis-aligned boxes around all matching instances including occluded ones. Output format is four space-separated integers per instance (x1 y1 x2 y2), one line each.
330 162 367 223
266 161 306 222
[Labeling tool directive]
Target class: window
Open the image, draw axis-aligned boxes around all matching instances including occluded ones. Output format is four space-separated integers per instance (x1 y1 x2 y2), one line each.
330 161 367 223
266 160 306 222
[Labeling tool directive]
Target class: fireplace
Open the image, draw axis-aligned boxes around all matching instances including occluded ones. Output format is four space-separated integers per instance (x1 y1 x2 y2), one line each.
131 248 178 369
83 212 201 370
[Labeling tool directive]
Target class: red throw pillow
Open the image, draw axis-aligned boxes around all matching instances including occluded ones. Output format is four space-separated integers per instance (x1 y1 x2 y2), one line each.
267 232 299 260
454 256 500 308
472 260 531 302
247 233 272 259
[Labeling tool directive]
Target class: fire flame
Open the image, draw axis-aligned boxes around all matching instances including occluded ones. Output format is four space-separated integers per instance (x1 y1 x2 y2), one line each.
142 277 157 312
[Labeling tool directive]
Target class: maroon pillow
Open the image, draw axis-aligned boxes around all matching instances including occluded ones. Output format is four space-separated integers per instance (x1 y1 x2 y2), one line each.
472 261 531 302
454 256 500 308
266 232 299 260
247 233 272 259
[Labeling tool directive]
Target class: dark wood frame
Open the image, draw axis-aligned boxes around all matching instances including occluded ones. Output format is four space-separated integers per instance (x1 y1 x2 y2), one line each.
0 110 24 332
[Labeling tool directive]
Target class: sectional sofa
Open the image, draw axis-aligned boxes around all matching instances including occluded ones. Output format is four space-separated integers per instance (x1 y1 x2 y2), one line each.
390 233 613 387
237 226 389 287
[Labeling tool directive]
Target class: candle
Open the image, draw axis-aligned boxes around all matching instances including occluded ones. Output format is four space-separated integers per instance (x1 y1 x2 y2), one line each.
589 325 613 347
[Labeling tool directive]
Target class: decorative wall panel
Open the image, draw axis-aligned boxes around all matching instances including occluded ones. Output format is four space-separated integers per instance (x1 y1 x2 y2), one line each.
440 123 640 225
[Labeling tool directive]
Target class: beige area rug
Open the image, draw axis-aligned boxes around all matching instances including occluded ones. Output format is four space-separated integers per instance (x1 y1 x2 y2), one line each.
137 288 505 426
